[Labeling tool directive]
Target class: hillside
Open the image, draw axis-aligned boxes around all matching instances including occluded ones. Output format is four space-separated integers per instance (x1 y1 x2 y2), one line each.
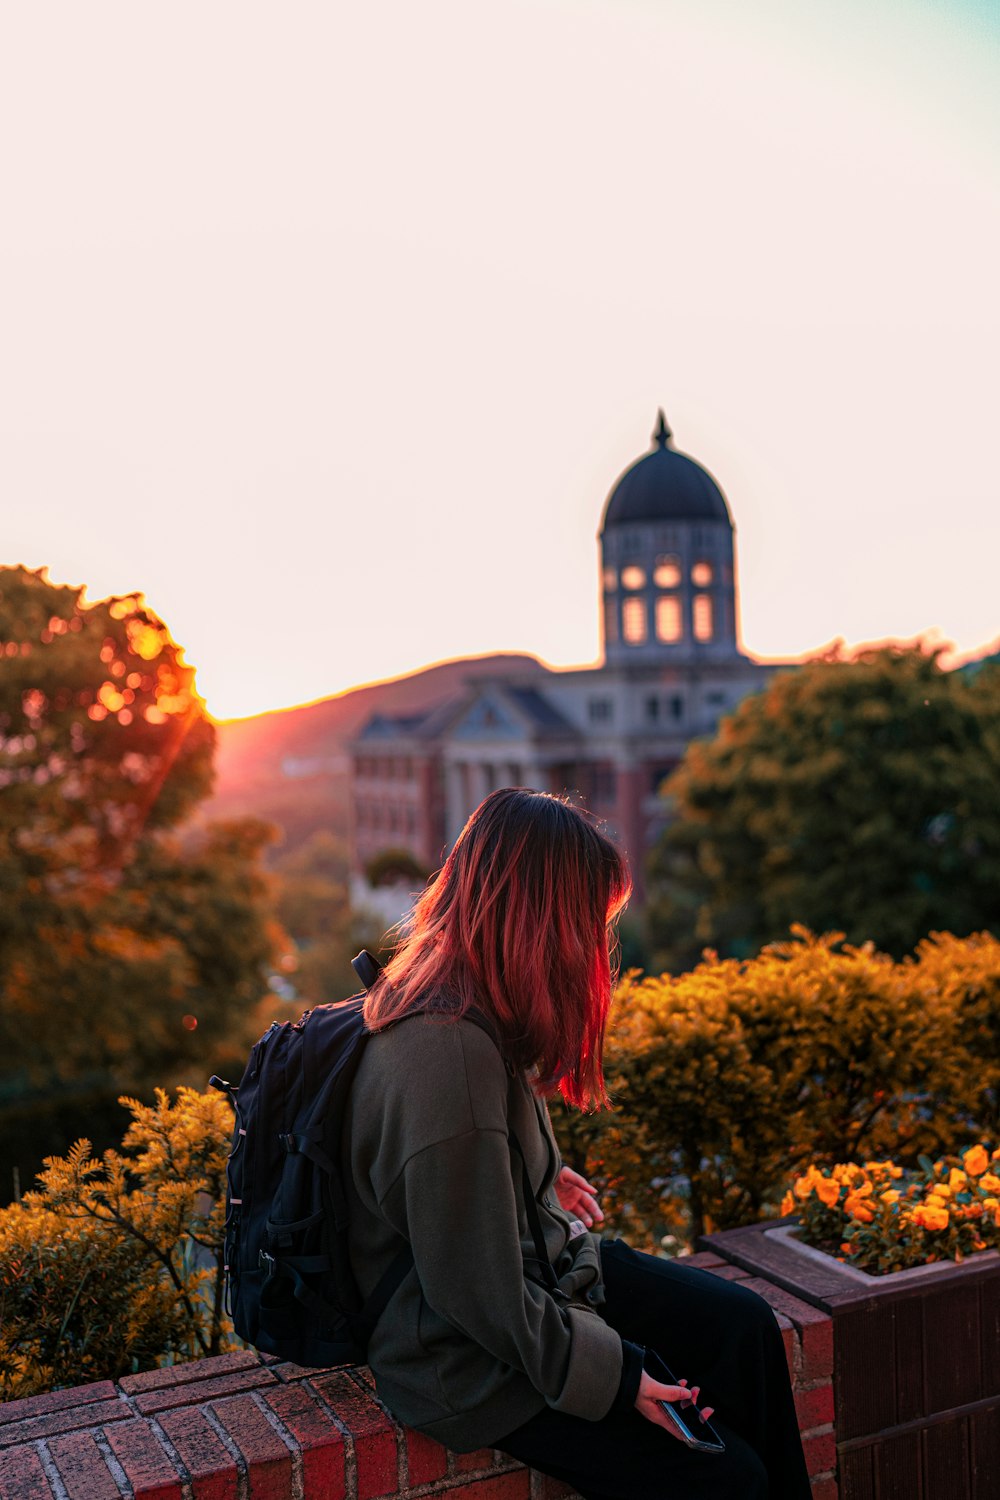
201 652 549 855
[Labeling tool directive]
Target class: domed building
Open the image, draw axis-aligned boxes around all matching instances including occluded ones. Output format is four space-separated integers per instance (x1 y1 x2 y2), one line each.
349 413 774 907
600 410 740 666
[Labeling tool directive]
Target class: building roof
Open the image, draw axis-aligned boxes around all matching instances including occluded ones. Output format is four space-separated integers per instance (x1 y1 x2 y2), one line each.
503 685 578 734
600 410 732 530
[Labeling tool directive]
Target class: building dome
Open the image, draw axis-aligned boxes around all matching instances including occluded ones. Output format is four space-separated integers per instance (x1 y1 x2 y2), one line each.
600 411 732 531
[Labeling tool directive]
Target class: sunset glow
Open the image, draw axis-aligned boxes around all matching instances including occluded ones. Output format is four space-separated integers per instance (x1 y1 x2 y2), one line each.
1 0 997 720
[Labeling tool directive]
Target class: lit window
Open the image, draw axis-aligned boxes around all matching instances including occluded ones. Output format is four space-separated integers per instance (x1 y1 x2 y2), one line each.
604 598 617 644
622 598 647 643
691 561 714 587
653 554 682 588
693 595 714 640
656 596 682 642
621 565 646 591
603 567 617 590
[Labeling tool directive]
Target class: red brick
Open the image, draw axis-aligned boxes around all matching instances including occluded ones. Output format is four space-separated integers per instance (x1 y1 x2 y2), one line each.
0 1397 129 1449
781 1323 795 1378
0 1444 53 1500
802 1428 836 1478
133 1366 276 1416
119 1350 265 1395
794 1383 835 1433
810 1475 839 1500
447 1472 531 1500
104 1418 184 1499
269 1360 339 1384
455 1447 497 1472
800 1321 834 1384
210 1393 292 1500
261 1382 346 1499
47 1430 120 1499
156 1406 239 1500
740 1278 835 1382
403 1428 449 1487
703 1263 751 1281
311 1371 398 1500
0 1380 117 1428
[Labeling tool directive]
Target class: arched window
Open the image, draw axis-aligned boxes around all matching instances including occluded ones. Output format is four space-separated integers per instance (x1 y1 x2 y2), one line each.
621 565 647 591
654 554 682 588
693 594 714 641
656 596 682 642
691 561 714 587
602 566 617 590
622 597 648 644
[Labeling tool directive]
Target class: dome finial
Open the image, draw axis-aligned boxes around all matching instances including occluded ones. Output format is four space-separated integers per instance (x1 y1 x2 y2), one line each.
653 409 673 449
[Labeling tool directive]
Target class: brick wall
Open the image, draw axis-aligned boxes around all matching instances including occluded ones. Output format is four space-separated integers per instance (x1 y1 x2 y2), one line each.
0 1255 836 1500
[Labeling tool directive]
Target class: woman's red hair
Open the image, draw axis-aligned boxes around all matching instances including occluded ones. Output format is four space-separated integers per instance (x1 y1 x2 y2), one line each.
363 788 631 1110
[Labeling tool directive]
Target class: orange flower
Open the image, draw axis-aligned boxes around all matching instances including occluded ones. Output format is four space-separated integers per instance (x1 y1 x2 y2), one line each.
815 1178 841 1209
963 1145 989 1177
780 1191 795 1217
844 1192 874 1223
913 1205 949 1232
979 1172 1000 1194
794 1168 821 1200
879 1189 901 1205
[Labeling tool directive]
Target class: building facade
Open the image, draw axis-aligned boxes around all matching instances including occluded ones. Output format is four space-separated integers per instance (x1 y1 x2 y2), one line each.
349 413 776 905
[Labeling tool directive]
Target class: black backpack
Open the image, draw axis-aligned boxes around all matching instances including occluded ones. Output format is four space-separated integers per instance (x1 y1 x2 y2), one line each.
210 952 559 1369
209 951 415 1368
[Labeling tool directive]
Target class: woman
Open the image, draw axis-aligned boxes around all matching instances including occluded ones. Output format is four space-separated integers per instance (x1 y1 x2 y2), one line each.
344 788 810 1499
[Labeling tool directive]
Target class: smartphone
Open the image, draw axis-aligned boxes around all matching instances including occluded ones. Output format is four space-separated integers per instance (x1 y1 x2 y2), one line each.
645 1351 726 1455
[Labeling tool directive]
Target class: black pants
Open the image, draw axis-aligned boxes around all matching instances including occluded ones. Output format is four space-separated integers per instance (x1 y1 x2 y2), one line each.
496 1239 811 1500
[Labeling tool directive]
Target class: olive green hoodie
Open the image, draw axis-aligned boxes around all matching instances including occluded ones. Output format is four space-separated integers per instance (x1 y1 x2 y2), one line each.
343 1010 625 1451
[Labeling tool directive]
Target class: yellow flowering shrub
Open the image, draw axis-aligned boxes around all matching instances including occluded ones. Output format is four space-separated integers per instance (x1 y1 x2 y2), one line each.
781 1146 1000 1274
0 1087 234 1400
552 926 1000 1248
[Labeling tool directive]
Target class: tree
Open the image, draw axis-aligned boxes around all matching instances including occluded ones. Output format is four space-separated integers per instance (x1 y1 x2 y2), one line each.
272 831 391 1005
0 567 278 1189
647 645 1000 970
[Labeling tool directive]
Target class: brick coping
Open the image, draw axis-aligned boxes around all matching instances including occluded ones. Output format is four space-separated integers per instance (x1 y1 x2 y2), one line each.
0 1252 837 1499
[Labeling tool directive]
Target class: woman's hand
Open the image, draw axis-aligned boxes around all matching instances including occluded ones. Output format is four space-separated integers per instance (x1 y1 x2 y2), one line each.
634 1369 715 1439
554 1166 604 1227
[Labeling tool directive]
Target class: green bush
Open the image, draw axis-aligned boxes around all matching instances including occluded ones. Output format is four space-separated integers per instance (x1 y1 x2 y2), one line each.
0 1087 233 1400
553 926 1000 1247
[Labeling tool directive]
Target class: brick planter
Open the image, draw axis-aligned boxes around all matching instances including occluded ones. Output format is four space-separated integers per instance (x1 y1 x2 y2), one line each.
0 1255 835 1499
702 1218 1000 1500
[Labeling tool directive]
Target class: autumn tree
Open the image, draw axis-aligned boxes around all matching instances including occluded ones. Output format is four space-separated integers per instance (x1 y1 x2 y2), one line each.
647 645 1000 970
272 830 389 1004
0 567 278 1190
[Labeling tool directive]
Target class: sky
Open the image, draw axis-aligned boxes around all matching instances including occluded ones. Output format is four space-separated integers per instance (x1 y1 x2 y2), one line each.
1 0 998 721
